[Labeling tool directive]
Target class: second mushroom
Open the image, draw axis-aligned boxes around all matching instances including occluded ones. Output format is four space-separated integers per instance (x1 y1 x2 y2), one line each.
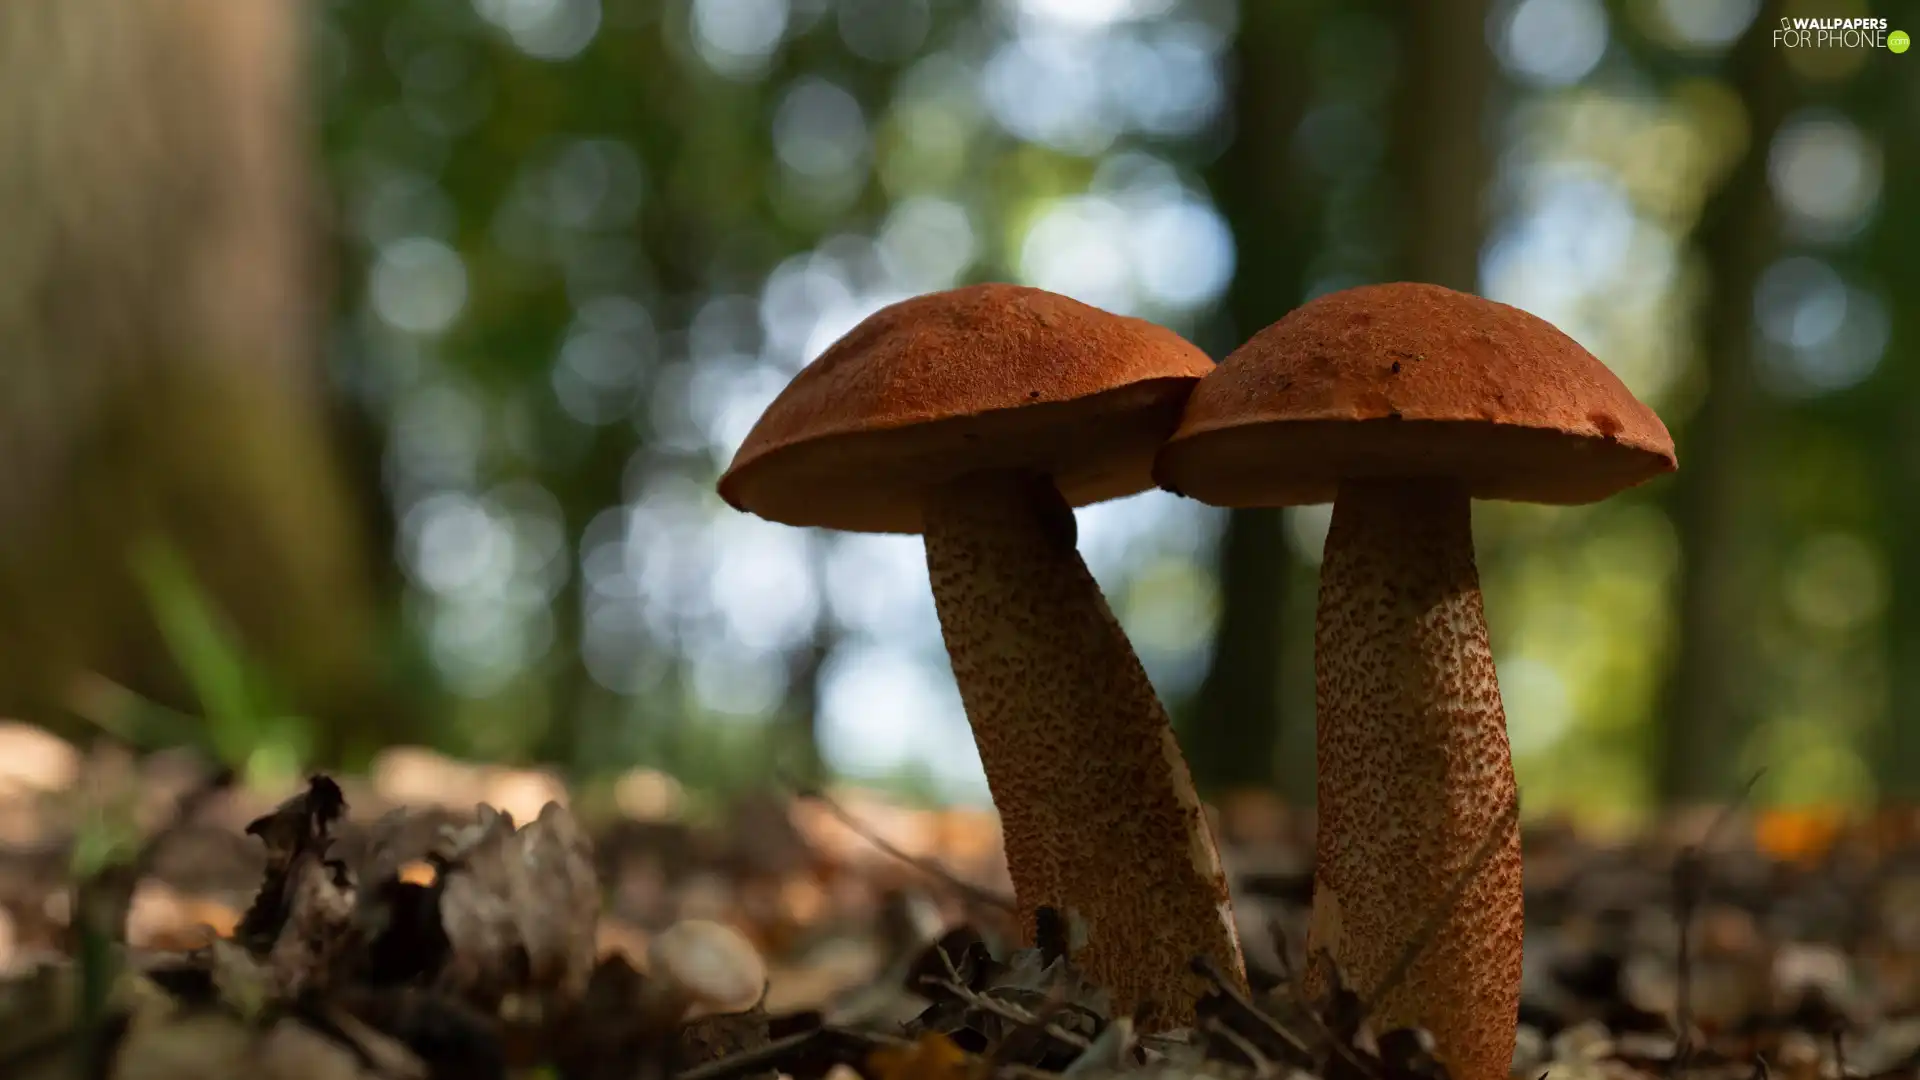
1154 282 1677 1080
719 283 1246 1029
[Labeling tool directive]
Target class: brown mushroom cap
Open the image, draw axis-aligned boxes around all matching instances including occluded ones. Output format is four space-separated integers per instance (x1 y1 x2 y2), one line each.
719 283 1214 533
1153 282 1676 507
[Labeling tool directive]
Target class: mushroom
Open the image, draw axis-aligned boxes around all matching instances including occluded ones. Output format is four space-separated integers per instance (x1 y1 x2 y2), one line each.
1152 282 1676 1080
718 283 1246 1027
643 919 768 1025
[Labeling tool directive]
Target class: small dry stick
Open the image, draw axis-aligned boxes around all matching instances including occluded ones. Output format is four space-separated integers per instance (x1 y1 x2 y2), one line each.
923 939 1096 1056
1198 952 1382 1080
1191 953 1314 1063
1266 924 1383 1079
1203 1016 1279 1080
780 772 1017 914
982 982 1075 1071
1671 769 1765 1076
924 977 1094 1055
1266 920 1309 1014
1062 1017 1138 1076
673 1027 907 1080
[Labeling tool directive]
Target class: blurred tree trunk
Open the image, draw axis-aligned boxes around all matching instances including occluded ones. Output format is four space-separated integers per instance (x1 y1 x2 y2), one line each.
1188 0 1322 798
1188 507 1295 794
1385 0 1493 293
1654 4 1786 804
0 0 388 758
782 533 834 787
785 626 834 787
1191 0 1495 800
1871 56 1920 799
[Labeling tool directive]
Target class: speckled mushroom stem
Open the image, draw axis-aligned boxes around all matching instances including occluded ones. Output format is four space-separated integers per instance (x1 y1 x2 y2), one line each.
1306 478 1522 1080
922 468 1247 1030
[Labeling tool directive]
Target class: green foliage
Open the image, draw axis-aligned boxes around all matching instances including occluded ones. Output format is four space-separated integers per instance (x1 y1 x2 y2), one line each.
130 537 310 785
292 0 1916 817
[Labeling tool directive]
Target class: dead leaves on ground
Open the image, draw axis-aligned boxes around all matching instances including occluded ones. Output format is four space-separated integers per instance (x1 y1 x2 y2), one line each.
0 775 768 1079
0 767 1445 1080
12 772 1920 1080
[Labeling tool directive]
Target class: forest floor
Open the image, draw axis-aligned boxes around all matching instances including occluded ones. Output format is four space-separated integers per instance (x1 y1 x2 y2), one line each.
0 722 1914 1080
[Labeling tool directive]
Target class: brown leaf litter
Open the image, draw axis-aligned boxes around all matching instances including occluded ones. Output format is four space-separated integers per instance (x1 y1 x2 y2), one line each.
3 752 1920 1080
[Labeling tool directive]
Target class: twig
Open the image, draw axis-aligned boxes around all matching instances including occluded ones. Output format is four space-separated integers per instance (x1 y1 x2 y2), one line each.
778 772 1016 913
1201 1017 1278 1080
1256 923 1382 1080
672 1027 906 1080
1190 954 1314 1064
1062 1017 1138 1076
1266 919 1306 1011
1198 950 1387 1080
983 982 1073 1071
1307 949 1386 1080
920 939 1117 1065
922 976 1093 1054
1671 770 1765 1076
927 935 974 993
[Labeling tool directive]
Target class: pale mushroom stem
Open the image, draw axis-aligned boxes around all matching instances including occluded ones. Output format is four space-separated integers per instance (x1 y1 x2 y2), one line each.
921 468 1246 1029
1307 477 1523 1080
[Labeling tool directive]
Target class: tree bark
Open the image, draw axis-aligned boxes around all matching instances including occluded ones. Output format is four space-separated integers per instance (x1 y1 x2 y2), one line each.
0 0 386 754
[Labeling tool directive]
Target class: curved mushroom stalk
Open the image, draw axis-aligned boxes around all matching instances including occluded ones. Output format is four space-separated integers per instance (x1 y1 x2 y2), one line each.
716 284 1241 1031
922 468 1246 1030
1307 478 1522 1080
1155 284 1673 1080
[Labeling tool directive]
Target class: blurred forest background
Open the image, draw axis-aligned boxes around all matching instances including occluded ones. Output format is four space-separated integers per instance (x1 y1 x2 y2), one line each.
0 0 1912 829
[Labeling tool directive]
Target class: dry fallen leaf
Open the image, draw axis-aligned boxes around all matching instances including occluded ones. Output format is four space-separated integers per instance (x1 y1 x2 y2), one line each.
105 1006 428 1080
868 1032 979 1080
431 801 600 1025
